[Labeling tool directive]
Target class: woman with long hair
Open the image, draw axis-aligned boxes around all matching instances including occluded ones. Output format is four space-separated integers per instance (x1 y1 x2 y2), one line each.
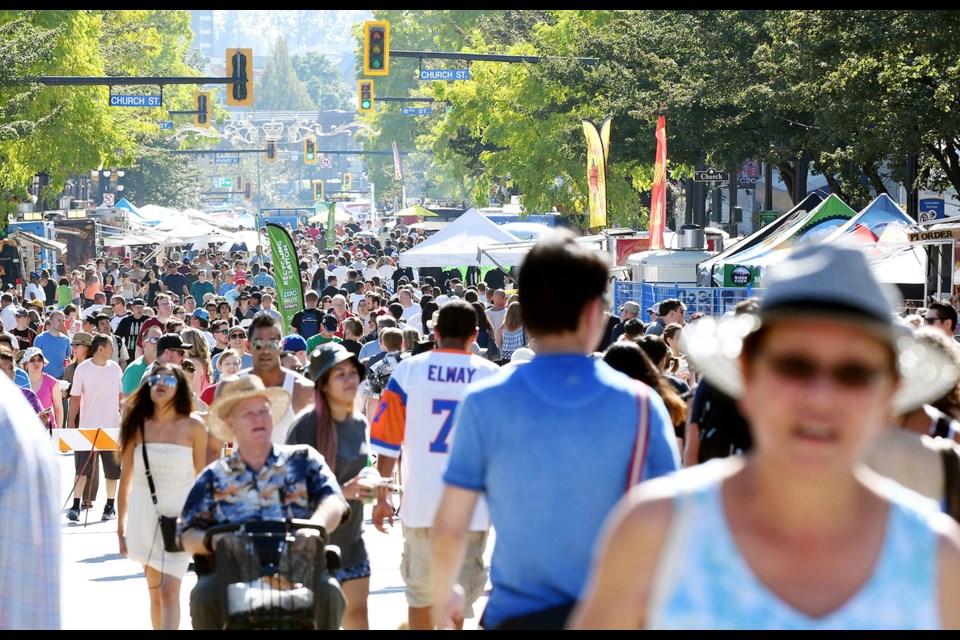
603 340 688 452
141 270 161 308
116 363 207 630
179 327 214 393
39 269 56 304
216 300 233 327
495 300 527 364
20 347 63 432
286 342 374 630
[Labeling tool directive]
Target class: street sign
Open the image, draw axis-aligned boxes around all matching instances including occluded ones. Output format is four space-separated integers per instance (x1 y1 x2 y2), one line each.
694 168 730 182
919 198 946 223
215 156 240 164
102 193 115 206
419 69 470 81
402 107 432 115
218 178 233 188
319 155 333 169
109 94 161 107
158 121 174 130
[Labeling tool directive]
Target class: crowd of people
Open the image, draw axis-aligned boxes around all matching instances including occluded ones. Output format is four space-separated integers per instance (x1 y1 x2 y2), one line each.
5 220 960 630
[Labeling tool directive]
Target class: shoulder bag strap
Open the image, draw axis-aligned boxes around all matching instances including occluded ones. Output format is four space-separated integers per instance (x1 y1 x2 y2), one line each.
139 423 160 508
626 381 651 491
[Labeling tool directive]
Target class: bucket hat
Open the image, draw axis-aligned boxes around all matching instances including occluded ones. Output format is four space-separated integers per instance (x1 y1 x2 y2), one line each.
306 342 363 384
207 374 291 442
19 346 49 367
681 242 959 415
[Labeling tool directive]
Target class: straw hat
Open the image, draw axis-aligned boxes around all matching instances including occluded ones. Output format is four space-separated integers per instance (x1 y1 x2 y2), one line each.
681 242 959 415
206 374 291 442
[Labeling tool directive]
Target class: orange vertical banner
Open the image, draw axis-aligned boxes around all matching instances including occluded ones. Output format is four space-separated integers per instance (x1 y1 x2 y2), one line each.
648 116 667 250
583 118 609 229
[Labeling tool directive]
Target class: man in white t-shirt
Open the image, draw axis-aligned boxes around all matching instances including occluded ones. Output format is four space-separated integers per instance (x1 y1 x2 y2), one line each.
24 272 46 304
398 288 420 323
370 300 501 629
65 333 123 523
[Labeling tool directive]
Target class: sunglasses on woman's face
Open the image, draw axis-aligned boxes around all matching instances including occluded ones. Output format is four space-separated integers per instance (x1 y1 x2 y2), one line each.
148 374 178 387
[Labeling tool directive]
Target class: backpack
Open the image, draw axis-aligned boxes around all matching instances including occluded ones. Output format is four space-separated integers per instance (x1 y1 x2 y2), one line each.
692 379 753 463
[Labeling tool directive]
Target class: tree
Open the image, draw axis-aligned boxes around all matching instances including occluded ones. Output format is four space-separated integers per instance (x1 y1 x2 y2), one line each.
258 36 316 111
292 51 352 111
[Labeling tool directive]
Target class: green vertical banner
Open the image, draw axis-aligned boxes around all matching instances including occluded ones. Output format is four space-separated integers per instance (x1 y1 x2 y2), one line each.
327 201 337 244
264 222 304 335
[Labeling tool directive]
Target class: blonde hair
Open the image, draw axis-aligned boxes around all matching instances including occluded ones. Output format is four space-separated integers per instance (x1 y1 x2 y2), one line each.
180 327 214 382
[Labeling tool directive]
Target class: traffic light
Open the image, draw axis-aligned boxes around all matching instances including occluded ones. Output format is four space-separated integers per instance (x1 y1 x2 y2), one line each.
304 138 317 164
226 47 254 107
235 175 243 194
194 91 210 127
343 173 352 191
313 180 324 200
265 139 277 163
358 79 375 113
245 180 252 200
363 21 390 76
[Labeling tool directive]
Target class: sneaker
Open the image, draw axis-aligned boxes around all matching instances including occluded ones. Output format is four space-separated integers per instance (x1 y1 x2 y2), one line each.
66 508 80 522
101 505 116 521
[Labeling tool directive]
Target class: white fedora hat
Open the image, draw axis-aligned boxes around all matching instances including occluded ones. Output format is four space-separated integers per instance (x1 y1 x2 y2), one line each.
681 242 959 414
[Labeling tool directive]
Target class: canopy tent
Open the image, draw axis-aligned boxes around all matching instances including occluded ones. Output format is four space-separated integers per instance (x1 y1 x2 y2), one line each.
111 197 145 220
707 194 857 285
397 204 438 218
134 204 180 226
398 208 522 268
696 193 823 285
477 233 607 268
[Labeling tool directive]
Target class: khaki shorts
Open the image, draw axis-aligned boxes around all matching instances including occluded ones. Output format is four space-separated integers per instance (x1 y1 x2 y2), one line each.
400 525 488 616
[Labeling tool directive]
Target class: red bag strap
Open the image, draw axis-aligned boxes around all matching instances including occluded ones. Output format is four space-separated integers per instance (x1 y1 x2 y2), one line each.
626 381 651 491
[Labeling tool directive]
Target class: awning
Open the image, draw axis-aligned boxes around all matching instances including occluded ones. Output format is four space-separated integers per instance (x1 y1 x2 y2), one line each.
11 229 68 254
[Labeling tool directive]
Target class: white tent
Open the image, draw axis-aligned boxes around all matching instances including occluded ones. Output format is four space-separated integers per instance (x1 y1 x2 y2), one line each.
398 208 522 268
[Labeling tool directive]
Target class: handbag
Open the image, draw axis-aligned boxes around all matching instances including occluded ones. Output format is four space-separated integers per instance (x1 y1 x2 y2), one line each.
485 382 652 630
139 426 185 553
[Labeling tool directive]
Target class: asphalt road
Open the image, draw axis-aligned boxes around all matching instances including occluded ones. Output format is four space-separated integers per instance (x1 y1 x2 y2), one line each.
55 451 490 630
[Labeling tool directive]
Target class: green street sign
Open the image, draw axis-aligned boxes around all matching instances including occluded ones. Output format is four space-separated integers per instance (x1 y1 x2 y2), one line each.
218 178 233 189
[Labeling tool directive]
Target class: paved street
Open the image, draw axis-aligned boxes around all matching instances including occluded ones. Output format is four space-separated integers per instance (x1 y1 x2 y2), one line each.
56 451 490 630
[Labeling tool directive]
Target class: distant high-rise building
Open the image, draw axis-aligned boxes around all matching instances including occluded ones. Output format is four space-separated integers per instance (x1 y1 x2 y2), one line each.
190 10 215 64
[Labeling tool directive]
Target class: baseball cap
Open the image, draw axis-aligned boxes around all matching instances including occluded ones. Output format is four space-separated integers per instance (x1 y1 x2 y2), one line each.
29 271 40 280
183 257 191 265
132 298 145 306
157 333 193 353
192 308 210 321
14 306 29 317
647 305 660 315
235 278 247 285
321 314 339 332
619 301 641 314
282 334 308 353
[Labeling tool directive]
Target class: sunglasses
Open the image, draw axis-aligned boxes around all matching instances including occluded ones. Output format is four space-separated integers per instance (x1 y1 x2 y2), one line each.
217 329 230 335
759 352 886 390
924 316 942 324
181 362 196 373
144 336 161 344
229 333 246 340
148 374 178 387
251 338 281 351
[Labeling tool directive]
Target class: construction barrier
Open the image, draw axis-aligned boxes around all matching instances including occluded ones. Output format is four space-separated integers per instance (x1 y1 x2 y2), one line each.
52 428 121 452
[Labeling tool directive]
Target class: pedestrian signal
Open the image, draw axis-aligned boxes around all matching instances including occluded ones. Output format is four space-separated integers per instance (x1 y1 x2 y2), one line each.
343 173 352 191
313 180 324 200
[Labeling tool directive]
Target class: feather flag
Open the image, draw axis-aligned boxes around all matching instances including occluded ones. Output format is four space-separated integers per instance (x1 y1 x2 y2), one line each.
649 116 667 250
583 117 611 229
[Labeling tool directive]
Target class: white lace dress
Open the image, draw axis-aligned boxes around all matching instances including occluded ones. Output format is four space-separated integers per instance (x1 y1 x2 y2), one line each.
124 443 196 577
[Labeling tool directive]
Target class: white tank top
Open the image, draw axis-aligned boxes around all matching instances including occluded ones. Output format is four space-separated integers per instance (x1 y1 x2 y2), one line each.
270 370 299 445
